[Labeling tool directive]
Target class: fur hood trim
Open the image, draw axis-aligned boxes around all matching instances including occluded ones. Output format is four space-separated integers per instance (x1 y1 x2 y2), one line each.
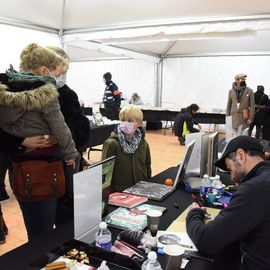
0 83 59 110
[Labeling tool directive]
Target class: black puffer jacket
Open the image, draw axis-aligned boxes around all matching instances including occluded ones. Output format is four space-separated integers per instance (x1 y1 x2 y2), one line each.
173 107 199 137
186 161 270 270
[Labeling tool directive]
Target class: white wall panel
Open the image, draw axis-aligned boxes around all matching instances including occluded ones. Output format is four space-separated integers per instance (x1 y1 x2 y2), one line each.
0 25 59 71
162 56 270 110
68 60 156 106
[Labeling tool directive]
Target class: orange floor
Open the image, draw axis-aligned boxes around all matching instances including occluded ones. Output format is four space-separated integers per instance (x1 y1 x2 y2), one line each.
0 128 184 255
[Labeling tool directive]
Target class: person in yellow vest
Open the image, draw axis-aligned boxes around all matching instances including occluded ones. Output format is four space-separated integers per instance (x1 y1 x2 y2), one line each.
173 104 201 145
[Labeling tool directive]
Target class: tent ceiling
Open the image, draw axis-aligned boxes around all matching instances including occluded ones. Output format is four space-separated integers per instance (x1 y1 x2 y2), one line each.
1 0 270 60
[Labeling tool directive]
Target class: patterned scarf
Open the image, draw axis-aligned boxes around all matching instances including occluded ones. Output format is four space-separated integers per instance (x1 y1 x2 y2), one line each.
117 125 142 154
5 69 56 85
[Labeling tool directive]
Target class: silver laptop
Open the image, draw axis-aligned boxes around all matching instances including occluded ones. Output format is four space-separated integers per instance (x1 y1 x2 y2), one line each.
123 141 195 201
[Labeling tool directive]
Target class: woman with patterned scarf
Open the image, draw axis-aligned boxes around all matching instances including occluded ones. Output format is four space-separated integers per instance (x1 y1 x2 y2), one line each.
0 43 78 240
102 105 151 191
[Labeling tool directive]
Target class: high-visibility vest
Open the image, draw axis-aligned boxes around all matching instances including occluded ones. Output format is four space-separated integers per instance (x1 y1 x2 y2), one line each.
182 121 190 138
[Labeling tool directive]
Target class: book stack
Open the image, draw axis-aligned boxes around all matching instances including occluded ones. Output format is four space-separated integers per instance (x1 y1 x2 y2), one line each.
109 192 148 208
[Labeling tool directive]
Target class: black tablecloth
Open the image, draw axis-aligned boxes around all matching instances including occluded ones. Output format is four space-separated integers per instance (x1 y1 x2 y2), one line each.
0 167 238 270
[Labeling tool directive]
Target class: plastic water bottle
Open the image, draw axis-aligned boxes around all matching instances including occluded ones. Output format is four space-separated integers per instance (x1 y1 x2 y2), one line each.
200 174 211 195
95 222 112 251
141 251 162 270
211 175 224 197
97 260 110 270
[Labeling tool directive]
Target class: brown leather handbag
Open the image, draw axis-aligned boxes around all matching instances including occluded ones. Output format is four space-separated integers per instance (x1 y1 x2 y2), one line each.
12 160 65 202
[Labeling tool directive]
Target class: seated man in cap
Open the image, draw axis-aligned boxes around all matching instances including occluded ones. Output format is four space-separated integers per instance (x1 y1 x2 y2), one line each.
186 136 270 270
226 74 255 137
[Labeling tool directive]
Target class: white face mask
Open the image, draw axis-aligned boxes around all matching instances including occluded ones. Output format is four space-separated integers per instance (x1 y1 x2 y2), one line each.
56 74 67 88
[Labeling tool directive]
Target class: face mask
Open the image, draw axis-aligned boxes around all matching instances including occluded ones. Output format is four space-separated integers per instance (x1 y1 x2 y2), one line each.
56 74 67 88
120 121 136 135
240 81 246 87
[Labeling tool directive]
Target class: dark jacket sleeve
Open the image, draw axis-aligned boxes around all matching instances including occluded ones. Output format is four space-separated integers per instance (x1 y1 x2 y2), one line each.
111 84 121 109
185 113 199 133
0 128 25 155
186 184 264 254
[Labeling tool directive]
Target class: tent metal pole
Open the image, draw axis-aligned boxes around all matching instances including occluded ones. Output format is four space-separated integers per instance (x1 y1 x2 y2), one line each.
0 18 57 34
154 60 163 107
59 0 67 46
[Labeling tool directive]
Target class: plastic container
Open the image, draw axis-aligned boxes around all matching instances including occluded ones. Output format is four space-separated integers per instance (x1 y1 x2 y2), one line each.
211 176 224 197
141 251 162 270
95 222 112 251
200 174 211 195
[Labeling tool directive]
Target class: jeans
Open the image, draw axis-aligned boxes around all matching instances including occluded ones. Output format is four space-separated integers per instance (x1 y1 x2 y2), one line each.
19 198 57 241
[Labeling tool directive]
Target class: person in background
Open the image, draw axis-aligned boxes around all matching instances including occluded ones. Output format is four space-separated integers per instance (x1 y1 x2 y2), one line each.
102 105 151 191
186 136 270 270
248 85 269 139
226 74 255 137
262 98 270 142
102 72 121 120
173 103 201 145
46 45 90 225
0 43 78 240
129 92 143 105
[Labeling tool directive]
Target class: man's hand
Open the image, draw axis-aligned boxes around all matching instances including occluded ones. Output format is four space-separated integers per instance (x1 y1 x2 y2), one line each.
22 135 57 149
188 202 207 213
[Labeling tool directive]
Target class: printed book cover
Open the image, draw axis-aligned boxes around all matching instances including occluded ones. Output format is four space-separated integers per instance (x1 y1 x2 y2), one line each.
109 192 148 208
103 204 166 231
123 181 175 201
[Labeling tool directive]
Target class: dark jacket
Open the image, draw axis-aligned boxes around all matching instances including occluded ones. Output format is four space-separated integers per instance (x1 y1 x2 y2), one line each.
0 128 24 155
58 84 90 151
186 161 270 270
253 90 269 126
102 128 151 192
173 108 199 138
102 81 121 109
262 101 270 140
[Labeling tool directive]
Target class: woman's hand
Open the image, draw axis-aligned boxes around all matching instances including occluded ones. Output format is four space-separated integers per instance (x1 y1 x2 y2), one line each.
65 159 75 169
22 135 57 149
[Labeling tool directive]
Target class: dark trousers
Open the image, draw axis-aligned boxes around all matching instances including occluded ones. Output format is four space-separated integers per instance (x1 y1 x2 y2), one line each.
19 198 57 241
248 122 262 139
104 106 119 120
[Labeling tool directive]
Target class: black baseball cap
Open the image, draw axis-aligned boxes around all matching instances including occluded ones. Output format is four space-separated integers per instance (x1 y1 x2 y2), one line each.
215 136 264 171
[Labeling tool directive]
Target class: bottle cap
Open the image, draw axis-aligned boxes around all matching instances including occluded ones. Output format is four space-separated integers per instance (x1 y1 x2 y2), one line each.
99 221 107 229
148 251 157 261
97 260 110 270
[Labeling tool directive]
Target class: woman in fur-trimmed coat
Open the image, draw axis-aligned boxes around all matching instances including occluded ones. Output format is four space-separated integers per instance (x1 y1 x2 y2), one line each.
0 43 78 240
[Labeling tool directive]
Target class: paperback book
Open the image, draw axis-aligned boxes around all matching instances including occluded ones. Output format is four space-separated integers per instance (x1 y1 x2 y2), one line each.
103 204 166 231
109 192 148 208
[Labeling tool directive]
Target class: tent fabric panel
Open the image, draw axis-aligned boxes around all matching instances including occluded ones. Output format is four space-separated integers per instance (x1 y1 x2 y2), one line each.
67 60 156 106
162 56 270 110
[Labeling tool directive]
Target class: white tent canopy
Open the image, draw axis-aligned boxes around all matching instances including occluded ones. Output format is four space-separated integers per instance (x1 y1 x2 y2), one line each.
1 0 270 108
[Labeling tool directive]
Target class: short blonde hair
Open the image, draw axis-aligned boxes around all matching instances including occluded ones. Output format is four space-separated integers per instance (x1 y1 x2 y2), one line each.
46 45 69 60
20 43 64 74
119 104 143 122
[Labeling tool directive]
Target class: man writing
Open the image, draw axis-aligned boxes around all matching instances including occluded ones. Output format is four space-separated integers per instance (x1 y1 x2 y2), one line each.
186 136 270 270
